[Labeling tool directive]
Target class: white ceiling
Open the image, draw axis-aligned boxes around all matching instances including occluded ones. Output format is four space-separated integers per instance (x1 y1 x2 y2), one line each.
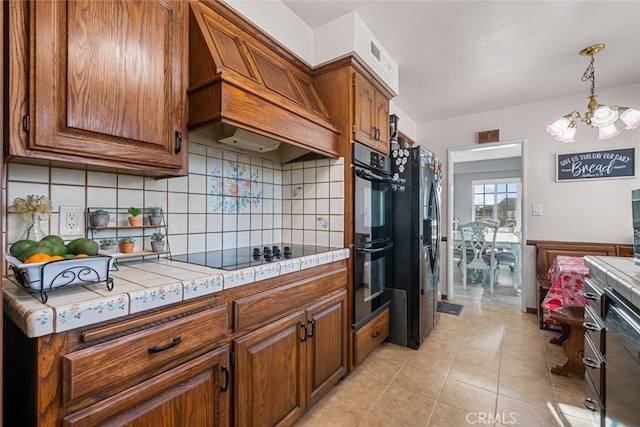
282 1 640 124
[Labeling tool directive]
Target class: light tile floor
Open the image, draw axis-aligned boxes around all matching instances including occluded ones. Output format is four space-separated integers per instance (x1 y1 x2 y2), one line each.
454 263 522 310
295 299 593 426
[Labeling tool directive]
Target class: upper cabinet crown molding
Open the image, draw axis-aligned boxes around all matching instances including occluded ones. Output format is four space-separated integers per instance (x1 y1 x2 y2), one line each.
188 0 340 158
7 0 189 177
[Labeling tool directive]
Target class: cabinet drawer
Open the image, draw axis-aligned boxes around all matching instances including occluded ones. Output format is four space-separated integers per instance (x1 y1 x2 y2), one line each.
354 307 390 365
233 264 346 331
63 303 229 406
584 304 605 350
584 334 604 400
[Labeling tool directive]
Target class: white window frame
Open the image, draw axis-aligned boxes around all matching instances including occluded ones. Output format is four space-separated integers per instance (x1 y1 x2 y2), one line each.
471 177 522 231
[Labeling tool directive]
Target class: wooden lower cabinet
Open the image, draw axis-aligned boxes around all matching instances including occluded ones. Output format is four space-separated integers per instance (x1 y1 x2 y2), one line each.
234 290 347 426
353 307 390 366
3 262 349 426
63 345 231 427
3 297 231 426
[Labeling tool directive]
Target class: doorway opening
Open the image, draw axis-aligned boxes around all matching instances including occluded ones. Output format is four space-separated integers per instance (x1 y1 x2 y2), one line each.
446 141 525 311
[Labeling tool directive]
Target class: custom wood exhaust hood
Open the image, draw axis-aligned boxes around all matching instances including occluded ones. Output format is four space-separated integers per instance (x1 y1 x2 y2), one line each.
188 0 340 159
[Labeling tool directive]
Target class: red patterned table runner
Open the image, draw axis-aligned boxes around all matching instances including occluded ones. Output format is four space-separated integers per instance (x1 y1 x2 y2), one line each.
541 255 589 310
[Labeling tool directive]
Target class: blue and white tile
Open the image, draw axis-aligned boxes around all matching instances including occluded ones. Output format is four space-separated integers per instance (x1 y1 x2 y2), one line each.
208 156 223 177
183 274 224 299
55 293 129 333
333 248 350 261
222 267 255 290
129 282 183 314
280 258 301 275
3 281 55 337
317 251 334 265
254 263 281 281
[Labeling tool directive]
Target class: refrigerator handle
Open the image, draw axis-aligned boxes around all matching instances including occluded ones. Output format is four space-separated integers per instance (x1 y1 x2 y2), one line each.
355 242 394 254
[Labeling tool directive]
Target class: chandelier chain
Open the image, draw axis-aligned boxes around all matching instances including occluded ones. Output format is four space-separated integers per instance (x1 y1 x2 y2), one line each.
581 54 596 97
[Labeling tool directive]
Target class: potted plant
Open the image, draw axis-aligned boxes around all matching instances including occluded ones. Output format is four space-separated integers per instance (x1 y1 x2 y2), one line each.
150 232 165 252
90 209 110 228
127 207 143 226
118 237 135 253
99 239 117 252
148 206 163 226
507 221 516 232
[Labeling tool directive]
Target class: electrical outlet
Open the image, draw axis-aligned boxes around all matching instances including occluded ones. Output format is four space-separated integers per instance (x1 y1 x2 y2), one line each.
59 206 84 238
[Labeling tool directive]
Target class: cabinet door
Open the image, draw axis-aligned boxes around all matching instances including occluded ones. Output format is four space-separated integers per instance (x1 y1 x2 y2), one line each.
63 345 231 427
353 72 376 146
21 0 187 174
234 310 307 427
305 290 348 407
373 91 390 155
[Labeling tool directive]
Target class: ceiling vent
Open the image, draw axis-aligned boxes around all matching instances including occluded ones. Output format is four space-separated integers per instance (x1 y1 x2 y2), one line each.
369 38 393 76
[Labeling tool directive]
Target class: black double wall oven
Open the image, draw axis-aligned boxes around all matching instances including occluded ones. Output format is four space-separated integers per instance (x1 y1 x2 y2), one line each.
352 142 400 328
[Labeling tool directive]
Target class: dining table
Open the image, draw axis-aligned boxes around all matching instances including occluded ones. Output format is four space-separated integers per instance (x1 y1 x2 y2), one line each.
452 229 522 294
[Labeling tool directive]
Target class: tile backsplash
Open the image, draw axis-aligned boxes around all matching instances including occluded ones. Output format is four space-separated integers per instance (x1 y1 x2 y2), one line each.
3 142 345 255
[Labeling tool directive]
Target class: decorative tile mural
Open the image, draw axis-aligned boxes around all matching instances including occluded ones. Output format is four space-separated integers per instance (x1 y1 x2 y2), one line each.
4 141 345 256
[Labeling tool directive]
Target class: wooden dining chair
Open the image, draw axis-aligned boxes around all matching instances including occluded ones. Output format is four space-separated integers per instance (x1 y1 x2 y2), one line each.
459 220 499 293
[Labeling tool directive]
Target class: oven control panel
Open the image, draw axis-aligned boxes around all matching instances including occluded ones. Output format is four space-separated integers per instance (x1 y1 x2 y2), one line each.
353 141 391 174
369 151 385 169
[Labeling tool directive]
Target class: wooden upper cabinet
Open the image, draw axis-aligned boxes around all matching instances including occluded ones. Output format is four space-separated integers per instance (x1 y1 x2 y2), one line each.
353 71 390 155
8 0 188 177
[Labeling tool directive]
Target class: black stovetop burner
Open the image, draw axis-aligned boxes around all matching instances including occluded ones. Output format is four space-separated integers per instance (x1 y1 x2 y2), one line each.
171 244 333 271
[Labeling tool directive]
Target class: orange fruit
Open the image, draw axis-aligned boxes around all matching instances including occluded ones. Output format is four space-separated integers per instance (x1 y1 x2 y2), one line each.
75 254 89 258
24 253 53 264
50 255 64 261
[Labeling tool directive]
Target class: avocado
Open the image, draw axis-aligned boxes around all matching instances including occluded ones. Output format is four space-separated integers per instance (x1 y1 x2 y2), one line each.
9 240 37 259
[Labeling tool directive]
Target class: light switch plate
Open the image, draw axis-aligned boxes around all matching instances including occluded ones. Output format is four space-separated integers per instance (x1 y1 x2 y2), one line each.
59 206 85 238
532 204 543 216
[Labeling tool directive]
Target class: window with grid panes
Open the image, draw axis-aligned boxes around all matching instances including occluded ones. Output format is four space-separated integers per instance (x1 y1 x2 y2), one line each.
472 181 519 228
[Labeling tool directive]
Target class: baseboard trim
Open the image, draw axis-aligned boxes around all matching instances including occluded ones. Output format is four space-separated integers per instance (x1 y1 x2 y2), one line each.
526 307 537 314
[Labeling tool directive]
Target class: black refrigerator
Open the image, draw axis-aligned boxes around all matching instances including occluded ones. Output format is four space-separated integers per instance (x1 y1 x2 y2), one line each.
388 142 442 348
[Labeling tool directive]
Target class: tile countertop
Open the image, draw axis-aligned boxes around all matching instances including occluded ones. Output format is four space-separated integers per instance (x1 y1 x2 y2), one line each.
3 248 349 338
584 256 640 309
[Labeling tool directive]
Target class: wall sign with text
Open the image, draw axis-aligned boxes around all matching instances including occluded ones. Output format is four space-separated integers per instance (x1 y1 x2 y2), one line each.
556 147 636 181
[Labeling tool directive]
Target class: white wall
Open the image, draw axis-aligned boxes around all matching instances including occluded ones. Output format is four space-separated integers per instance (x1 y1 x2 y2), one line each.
420 83 640 245
225 2 399 96
224 0 314 64
390 101 417 142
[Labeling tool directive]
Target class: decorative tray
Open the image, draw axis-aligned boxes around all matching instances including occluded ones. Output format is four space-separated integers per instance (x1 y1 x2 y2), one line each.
5 255 114 303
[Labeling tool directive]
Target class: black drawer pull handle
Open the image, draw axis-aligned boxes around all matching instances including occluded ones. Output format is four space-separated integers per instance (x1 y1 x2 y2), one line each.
220 365 230 392
148 336 182 354
583 397 597 412
372 331 381 338
175 131 183 154
584 292 598 301
583 357 601 369
301 322 308 342
583 322 602 332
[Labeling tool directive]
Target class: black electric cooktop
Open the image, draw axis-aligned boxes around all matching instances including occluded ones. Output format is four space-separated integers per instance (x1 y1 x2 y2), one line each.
171 244 333 271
